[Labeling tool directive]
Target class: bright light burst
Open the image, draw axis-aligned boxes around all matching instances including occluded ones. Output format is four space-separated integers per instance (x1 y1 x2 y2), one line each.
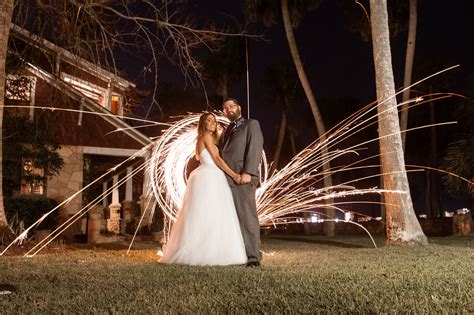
146 110 409 247
148 114 268 223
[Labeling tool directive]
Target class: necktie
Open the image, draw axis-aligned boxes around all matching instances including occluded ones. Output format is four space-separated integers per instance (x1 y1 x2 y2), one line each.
224 122 234 139
224 121 237 144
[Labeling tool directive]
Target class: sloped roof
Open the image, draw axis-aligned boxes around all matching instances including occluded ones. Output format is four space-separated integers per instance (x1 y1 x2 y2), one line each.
9 24 152 147
10 24 134 89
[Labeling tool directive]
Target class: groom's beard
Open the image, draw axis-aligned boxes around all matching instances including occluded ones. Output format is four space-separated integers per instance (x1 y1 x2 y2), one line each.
226 107 241 122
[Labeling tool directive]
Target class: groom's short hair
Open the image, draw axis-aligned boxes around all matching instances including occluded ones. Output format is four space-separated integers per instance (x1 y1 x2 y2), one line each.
223 97 240 107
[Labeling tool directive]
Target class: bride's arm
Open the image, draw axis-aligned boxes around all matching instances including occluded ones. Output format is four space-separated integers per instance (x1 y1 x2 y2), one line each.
194 143 200 161
203 134 240 183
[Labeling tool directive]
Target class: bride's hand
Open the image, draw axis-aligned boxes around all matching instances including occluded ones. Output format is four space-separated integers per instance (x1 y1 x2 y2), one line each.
233 173 241 184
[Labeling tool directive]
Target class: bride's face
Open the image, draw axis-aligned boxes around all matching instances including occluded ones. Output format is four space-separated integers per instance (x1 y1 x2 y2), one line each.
204 115 217 132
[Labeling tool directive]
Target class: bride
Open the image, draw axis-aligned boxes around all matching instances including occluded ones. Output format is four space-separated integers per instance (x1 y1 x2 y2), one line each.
160 112 247 266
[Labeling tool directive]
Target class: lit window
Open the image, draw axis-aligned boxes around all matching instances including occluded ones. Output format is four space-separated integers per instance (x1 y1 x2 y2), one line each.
5 76 33 102
111 94 121 115
20 158 44 195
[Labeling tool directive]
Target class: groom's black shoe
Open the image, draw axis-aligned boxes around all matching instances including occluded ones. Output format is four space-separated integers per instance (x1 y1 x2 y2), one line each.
246 261 260 268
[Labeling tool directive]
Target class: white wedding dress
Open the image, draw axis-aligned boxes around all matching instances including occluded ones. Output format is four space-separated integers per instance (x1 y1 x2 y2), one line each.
160 148 247 266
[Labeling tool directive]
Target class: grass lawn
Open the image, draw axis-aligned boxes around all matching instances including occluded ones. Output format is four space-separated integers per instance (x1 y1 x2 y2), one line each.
1 235 473 313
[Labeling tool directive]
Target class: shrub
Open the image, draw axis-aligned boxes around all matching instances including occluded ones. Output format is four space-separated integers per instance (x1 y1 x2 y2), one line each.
5 195 59 233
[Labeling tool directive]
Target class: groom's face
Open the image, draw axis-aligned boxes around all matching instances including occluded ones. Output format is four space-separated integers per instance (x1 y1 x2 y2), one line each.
223 100 241 122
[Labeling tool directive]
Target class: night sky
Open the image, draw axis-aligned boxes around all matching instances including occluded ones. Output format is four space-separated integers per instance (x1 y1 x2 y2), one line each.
152 0 473 111
139 1 474 136
129 1 473 213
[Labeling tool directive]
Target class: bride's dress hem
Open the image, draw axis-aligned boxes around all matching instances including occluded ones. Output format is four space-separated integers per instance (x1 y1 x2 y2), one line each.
160 148 247 266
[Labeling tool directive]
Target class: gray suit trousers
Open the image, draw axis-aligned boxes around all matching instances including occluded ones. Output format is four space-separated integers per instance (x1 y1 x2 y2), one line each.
230 182 261 262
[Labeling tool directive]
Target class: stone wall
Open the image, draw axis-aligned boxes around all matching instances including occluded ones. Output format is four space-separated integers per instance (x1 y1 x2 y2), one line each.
47 145 84 236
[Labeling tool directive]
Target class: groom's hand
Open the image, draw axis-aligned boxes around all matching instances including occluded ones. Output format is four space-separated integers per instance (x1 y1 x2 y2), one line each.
240 173 252 184
233 174 241 184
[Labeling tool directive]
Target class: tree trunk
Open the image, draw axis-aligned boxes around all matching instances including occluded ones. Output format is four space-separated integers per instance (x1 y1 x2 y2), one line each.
0 0 15 238
281 0 334 236
270 111 287 174
424 86 441 219
428 91 441 217
369 0 427 245
400 0 417 150
424 170 431 217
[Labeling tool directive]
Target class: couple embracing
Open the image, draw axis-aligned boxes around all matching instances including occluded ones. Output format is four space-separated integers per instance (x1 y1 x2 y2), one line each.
161 98 264 267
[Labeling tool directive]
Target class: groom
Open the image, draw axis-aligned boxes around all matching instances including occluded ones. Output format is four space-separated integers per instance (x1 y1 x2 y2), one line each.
220 98 264 267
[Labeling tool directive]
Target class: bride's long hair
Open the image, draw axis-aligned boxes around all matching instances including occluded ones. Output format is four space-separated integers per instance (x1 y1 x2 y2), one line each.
197 112 219 142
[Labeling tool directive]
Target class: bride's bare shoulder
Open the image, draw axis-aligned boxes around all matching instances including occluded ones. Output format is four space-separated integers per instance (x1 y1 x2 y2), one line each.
201 133 216 146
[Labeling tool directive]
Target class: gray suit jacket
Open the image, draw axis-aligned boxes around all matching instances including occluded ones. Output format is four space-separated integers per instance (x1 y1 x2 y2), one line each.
220 118 264 187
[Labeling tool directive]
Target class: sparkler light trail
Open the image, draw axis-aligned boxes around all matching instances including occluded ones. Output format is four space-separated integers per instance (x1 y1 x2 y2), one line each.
144 66 470 247
147 114 268 223
2 64 472 255
145 111 411 248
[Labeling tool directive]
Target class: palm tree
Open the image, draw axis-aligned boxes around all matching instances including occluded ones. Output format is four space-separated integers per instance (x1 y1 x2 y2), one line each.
0 0 15 238
425 85 441 218
340 0 411 221
246 0 335 235
400 0 418 150
369 0 427 245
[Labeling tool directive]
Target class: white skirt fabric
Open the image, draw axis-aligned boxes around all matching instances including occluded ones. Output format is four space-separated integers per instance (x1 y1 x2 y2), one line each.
160 148 247 266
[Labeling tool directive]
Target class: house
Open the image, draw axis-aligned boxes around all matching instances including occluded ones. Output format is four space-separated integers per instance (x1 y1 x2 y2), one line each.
5 24 156 239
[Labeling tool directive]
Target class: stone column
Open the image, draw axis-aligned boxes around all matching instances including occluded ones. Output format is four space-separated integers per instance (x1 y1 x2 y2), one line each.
106 175 122 233
102 182 108 208
139 195 155 227
47 145 84 238
122 167 135 224
122 201 135 224
453 211 472 236
87 205 103 243
125 167 133 201
139 155 154 227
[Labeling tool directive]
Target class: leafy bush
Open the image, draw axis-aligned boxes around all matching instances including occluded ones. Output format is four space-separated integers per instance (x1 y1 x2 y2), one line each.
442 136 474 199
5 195 59 233
2 109 64 198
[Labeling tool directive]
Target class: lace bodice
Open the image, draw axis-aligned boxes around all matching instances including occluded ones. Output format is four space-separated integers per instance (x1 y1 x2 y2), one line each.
199 148 217 167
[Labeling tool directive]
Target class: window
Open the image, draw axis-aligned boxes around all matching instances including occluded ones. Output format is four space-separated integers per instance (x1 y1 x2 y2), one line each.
20 158 44 195
111 94 122 115
5 75 34 102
